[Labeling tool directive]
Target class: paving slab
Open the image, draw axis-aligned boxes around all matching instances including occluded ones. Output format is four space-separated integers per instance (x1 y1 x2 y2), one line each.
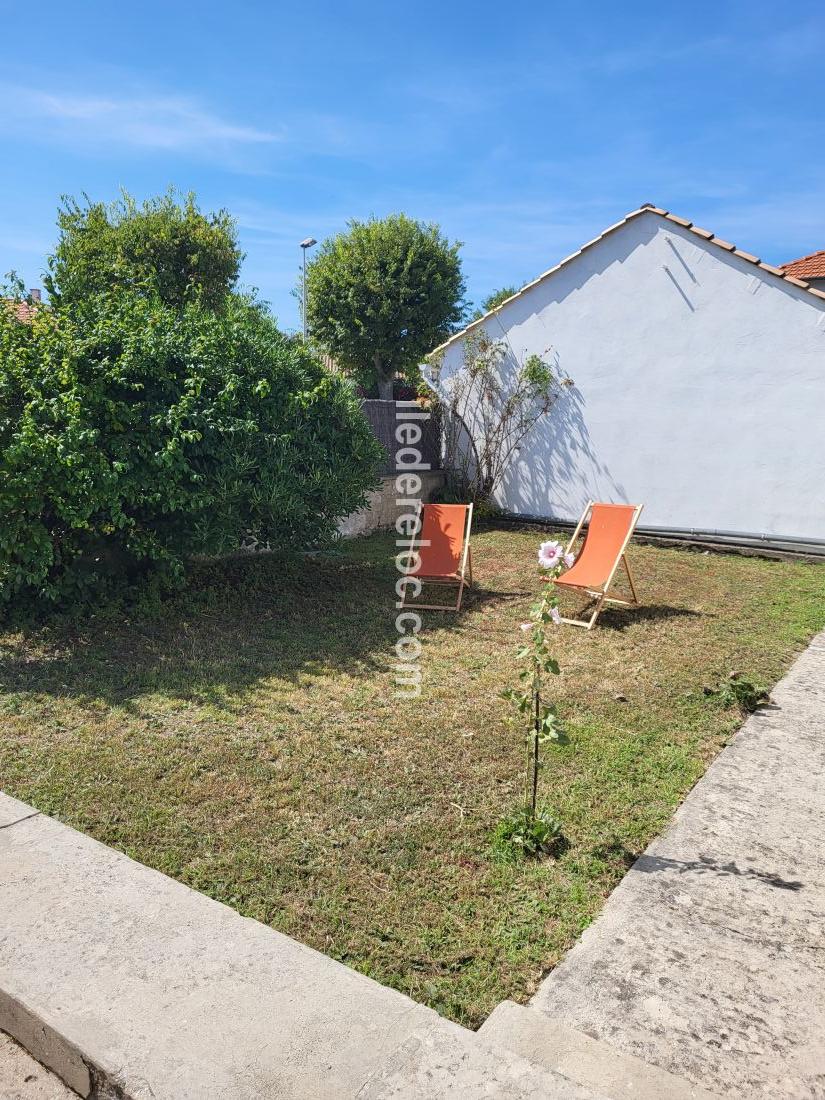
0 1032 78 1100
0 793 40 830
530 631 825 1099
0 800 464 1099
479 1002 719 1099
0 797 598 1100
356 1024 609 1100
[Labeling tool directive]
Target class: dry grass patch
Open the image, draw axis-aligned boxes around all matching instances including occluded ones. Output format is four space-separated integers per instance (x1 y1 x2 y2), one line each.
1 526 823 1026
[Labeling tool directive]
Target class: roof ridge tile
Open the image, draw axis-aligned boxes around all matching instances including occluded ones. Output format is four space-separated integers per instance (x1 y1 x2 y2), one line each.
429 205 825 356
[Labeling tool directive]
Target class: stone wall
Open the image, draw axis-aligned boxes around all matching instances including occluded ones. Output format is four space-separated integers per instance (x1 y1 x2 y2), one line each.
338 471 445 538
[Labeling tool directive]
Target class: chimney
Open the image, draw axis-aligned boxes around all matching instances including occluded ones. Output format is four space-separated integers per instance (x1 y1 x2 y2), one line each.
29 288 42 302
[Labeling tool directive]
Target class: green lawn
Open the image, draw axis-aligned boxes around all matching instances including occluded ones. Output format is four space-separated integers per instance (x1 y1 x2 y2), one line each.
1 527 823 1027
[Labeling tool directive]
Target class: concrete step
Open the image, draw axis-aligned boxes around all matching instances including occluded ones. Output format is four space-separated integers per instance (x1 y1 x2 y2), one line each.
0 1031 79 1100
478 1002 721 1100
0 792 602 1100
358 1024 609 1099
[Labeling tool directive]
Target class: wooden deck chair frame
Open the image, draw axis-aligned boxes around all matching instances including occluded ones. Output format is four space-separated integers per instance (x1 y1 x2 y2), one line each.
400 502 474 612
556 501 643 629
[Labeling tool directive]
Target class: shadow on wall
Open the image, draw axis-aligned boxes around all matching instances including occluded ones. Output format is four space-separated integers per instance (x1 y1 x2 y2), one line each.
475 214 660 343
498 383 628 521
467 220 660 519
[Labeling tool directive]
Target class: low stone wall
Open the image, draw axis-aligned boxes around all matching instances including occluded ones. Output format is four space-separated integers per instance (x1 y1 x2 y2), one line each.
338 471 445 538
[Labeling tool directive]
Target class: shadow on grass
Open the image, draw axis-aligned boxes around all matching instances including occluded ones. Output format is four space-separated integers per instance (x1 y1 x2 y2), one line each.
0 545 520 709
562 601 704 632
404 582 532 613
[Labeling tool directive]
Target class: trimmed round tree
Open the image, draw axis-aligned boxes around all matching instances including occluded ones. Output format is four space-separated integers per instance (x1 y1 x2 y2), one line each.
305 214 466 399
472 286 519 319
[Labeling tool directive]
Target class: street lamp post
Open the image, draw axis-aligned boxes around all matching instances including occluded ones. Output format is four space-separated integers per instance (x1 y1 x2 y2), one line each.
300 237 317 340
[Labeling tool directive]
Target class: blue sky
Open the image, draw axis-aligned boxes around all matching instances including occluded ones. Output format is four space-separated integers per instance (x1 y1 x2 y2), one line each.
2 1 824 330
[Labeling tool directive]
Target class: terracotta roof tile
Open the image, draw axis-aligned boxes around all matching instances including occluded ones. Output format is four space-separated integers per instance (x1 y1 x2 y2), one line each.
3 300 35 323
3 290 42 325
431 205 825 357
782 250 825 280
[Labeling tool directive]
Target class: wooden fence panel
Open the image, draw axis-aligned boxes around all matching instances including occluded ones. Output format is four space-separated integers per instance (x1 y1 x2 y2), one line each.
361 400 441 475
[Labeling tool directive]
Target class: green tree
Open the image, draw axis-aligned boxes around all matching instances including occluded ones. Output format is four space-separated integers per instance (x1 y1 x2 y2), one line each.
305 214 466 399
472 285 518 319
44 190 242 311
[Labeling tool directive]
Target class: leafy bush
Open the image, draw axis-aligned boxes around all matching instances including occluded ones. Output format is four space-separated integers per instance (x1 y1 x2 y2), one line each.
0 284 382 605
45 190 242 312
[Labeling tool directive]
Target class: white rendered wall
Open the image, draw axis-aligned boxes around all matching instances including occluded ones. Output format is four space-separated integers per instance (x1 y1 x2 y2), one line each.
437 212 825 541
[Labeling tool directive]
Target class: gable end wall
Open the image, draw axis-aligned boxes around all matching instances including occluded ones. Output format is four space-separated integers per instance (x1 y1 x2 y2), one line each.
437 213 825 541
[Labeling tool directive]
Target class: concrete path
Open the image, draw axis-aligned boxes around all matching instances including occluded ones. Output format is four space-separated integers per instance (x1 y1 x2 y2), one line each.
521 631 825 1098
0 1032 77 1100
0 791 609 1099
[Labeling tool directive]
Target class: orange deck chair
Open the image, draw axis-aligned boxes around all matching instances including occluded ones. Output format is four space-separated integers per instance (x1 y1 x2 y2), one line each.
401 503 474 612
554 501 643 629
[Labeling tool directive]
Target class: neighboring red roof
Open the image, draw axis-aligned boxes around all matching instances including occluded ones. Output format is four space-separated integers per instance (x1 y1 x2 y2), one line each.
10 301 37 323
782 250 825 281
2 290 42 324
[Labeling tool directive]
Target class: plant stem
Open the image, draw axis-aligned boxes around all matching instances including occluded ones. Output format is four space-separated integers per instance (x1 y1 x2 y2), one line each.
531 677 540 820
525 739 532 813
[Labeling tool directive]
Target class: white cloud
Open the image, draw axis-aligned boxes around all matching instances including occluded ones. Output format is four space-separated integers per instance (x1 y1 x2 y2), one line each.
2 81 450 170
2 84 281 162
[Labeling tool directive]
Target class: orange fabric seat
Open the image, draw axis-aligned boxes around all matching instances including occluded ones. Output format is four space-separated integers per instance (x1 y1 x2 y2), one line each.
402 503 474 611
412 504 470 578
553 500 643 628
555 503 640 591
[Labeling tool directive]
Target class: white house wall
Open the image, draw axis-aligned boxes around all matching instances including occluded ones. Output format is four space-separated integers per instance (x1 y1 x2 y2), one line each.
437 212 825 541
